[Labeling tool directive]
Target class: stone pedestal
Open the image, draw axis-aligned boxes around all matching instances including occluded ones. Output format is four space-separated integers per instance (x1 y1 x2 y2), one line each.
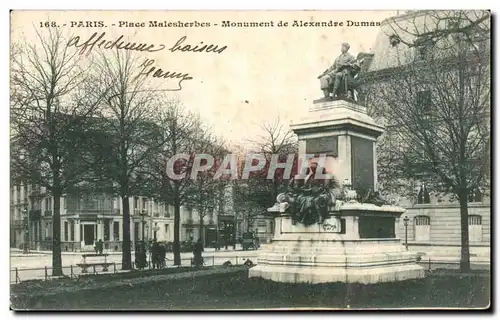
248 99 425 284
290 99 384 192
249 204 425 284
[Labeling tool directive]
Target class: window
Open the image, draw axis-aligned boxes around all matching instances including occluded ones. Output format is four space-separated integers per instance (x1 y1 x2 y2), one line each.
64 221 69 241
104 219 110 241
82 196 98 210
165 224 169 233
47 222 53 239
134 197 139 209
340 218 346 234
70 221 75 241
186 229 193 241
113 221 120 241
468 188 482 203
134 222 139 241
468 215 482 242
416 90 432 117
414 216 431 242
46 198 52 211
142 198 147 210
417 184 431 204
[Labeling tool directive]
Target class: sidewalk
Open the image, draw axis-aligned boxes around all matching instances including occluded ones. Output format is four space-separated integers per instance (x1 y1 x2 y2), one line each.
11 244 247 256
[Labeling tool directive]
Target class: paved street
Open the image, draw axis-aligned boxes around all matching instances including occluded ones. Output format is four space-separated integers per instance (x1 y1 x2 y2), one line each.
10 247 259 283
10 244 490 284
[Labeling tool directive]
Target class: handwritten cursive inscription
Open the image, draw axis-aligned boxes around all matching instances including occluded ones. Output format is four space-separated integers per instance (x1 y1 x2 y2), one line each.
134 58 193 90
67 33 227 56
169 36 227 54
67 32 166 56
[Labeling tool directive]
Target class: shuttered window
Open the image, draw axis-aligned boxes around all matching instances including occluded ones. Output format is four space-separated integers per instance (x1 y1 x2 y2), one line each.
468 215 482 242
414 215 430 242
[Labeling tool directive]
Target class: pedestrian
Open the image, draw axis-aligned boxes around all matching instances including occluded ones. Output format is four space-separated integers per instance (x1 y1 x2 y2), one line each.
159 243 166 268
140 241 147 269
193 239 204 268
152 240 160 269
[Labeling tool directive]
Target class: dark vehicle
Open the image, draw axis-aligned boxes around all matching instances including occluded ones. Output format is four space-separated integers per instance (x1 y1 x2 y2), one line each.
241 232 260 250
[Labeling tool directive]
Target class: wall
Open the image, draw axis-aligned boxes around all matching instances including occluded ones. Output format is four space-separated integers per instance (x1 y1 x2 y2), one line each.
398 203 490 247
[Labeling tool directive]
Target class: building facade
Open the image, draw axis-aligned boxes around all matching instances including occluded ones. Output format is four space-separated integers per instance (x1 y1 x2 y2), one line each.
361 10 491 256
10 183 243 251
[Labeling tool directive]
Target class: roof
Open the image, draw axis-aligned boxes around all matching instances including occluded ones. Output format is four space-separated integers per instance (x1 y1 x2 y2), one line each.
364 10 490 73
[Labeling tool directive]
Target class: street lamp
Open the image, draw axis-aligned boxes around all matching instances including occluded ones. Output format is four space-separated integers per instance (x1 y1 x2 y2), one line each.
22 208 29 254
403 216 409 251
140 210 146 242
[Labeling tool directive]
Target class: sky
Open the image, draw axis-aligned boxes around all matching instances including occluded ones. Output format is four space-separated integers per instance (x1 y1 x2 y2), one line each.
11 10 398 149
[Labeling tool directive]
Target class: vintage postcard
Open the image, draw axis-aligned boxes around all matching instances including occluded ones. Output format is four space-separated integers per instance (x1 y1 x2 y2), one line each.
9 10 491 310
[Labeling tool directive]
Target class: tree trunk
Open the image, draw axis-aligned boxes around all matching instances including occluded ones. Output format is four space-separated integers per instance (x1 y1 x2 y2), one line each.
121 196 132 270
173 201 181 265
199 212 205 246
51 189 63 276
459 190 471 272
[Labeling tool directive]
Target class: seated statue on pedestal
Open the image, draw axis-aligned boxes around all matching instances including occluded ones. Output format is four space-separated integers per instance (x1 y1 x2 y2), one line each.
317 43 366 103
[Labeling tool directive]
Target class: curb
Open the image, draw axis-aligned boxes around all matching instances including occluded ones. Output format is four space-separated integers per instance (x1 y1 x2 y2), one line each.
11 254 48 258
11 249 251 256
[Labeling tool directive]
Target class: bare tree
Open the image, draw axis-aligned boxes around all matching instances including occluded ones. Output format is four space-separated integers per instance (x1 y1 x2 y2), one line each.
250 118 298 201
232 179 263 233
91 49 169 270
365 10 491 272
185 135 229 246
151 101 205 265
233 118 298 229
10 28 107 276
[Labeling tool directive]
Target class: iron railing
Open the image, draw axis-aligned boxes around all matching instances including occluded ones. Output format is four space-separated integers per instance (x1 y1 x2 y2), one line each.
10 254 253 284
10 263 118 284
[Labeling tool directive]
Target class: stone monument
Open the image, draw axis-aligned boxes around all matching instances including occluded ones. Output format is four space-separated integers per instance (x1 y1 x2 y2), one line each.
248 98 425 284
